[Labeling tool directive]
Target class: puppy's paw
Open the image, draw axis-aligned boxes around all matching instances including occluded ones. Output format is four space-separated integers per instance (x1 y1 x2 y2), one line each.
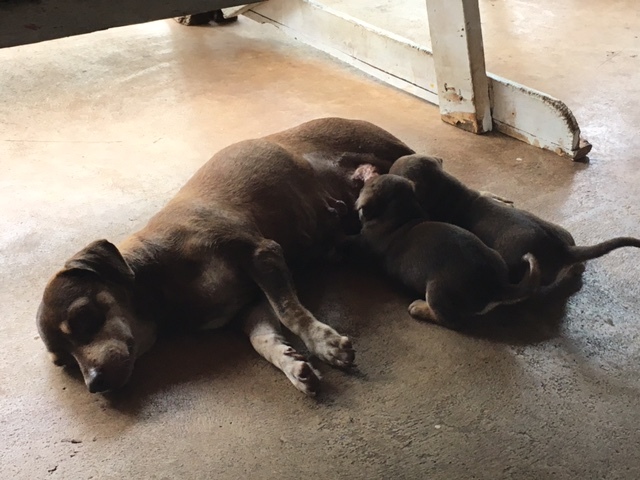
306 326 355 369
408 300 434 322
282 348 321 396
326 198 348 218
408 300 423 318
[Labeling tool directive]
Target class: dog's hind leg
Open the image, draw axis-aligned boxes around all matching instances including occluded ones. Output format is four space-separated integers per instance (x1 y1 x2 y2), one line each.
243 301 321 396
408 283 460 329
408 299 439 323
247 239 355 368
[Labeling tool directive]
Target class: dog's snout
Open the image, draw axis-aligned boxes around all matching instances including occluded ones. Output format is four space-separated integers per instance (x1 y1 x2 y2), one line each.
86 368 109 393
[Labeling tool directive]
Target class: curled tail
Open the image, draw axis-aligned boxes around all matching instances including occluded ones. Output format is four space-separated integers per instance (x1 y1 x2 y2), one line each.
500 253 541 302
567 237 640 263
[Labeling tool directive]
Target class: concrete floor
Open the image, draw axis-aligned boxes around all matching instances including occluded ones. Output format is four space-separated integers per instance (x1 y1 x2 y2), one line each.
2 2 640 479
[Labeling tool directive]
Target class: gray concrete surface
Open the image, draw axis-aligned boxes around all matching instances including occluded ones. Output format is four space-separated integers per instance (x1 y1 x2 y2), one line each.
1 4 640 479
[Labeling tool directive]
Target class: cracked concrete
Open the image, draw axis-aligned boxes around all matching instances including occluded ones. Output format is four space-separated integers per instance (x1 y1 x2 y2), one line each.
1 3 640 479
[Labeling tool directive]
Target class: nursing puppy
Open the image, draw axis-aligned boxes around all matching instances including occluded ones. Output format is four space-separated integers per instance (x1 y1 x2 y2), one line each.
353 174 540 329
390 154 640 287
36 118 415 396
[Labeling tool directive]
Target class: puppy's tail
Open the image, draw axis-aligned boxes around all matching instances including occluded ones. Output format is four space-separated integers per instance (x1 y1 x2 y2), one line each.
567 237 640 263
500 253 541 303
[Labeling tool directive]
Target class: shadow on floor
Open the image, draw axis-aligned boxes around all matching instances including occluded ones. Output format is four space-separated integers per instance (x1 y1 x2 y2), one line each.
301 263 582 347
60 263 582 415
99 328 255 414
461 274 583 344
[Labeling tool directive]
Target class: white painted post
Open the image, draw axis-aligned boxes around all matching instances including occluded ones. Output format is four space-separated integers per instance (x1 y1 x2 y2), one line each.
425 0 492 134
245 0 592 159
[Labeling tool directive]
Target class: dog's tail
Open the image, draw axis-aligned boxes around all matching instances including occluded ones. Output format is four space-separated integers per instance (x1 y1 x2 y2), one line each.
567 237 640 263
500 253 541 303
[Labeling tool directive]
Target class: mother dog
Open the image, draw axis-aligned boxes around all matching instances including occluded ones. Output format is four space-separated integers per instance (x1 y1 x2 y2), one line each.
37 117 414 396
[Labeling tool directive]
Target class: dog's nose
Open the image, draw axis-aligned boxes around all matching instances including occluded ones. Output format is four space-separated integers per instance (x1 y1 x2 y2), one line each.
86 368 109 393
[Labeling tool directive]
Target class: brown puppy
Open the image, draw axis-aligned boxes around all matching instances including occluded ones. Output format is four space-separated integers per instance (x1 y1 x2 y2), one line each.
37 117 415 396
352 175 540 329
390 154 640 287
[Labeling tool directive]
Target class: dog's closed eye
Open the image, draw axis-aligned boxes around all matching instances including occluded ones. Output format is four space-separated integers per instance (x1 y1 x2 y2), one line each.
49 350 76 367
64 299 105 341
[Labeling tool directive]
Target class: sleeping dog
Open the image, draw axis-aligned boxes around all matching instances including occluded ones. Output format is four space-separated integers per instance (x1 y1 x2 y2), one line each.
390 154 640 287
352 174 540 329
36 118 415 396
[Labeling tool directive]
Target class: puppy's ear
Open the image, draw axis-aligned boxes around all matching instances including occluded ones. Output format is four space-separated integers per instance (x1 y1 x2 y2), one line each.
434 157 444 167
406 179 417 191
356 197 378 221
64 240 134 284
360 205 374 221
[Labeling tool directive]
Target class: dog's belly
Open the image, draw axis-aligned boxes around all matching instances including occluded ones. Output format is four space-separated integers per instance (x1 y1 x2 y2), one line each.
199 309 241 330
163 256 257 330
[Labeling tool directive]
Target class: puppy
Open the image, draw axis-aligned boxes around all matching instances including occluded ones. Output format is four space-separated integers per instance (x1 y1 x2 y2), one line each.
352 174 540 329
390 154 640 287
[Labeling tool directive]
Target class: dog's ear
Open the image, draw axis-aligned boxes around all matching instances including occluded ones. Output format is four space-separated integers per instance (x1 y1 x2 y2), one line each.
406 179 417 191
434 157 444 167
356 196 378 221
64 240 134 284
359 204 375 221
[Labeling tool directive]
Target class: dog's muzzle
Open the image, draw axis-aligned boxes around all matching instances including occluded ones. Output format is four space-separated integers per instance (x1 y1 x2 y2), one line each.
86 367 111 393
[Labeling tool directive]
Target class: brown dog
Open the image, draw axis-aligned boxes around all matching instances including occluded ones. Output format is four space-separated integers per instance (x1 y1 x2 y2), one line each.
352 174 540 329
390 154 640 288
37 118 414 396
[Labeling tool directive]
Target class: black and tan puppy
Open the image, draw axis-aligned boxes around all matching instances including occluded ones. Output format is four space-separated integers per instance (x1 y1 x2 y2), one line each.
390 154 640 287
353 174 540 329
37 118 415 396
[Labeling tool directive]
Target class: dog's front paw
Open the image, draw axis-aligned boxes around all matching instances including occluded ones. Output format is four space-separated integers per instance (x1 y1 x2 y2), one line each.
306 325 355 368
282 348 321 396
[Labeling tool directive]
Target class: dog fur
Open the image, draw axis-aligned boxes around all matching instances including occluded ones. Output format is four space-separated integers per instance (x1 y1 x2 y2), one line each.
389 154 640 288
352 174 540 329
36 117 415 396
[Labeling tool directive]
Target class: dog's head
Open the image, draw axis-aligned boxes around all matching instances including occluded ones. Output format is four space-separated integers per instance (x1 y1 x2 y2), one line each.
37 239 143 393
356 174 423 226
389 154 446 213
389 154 444 185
